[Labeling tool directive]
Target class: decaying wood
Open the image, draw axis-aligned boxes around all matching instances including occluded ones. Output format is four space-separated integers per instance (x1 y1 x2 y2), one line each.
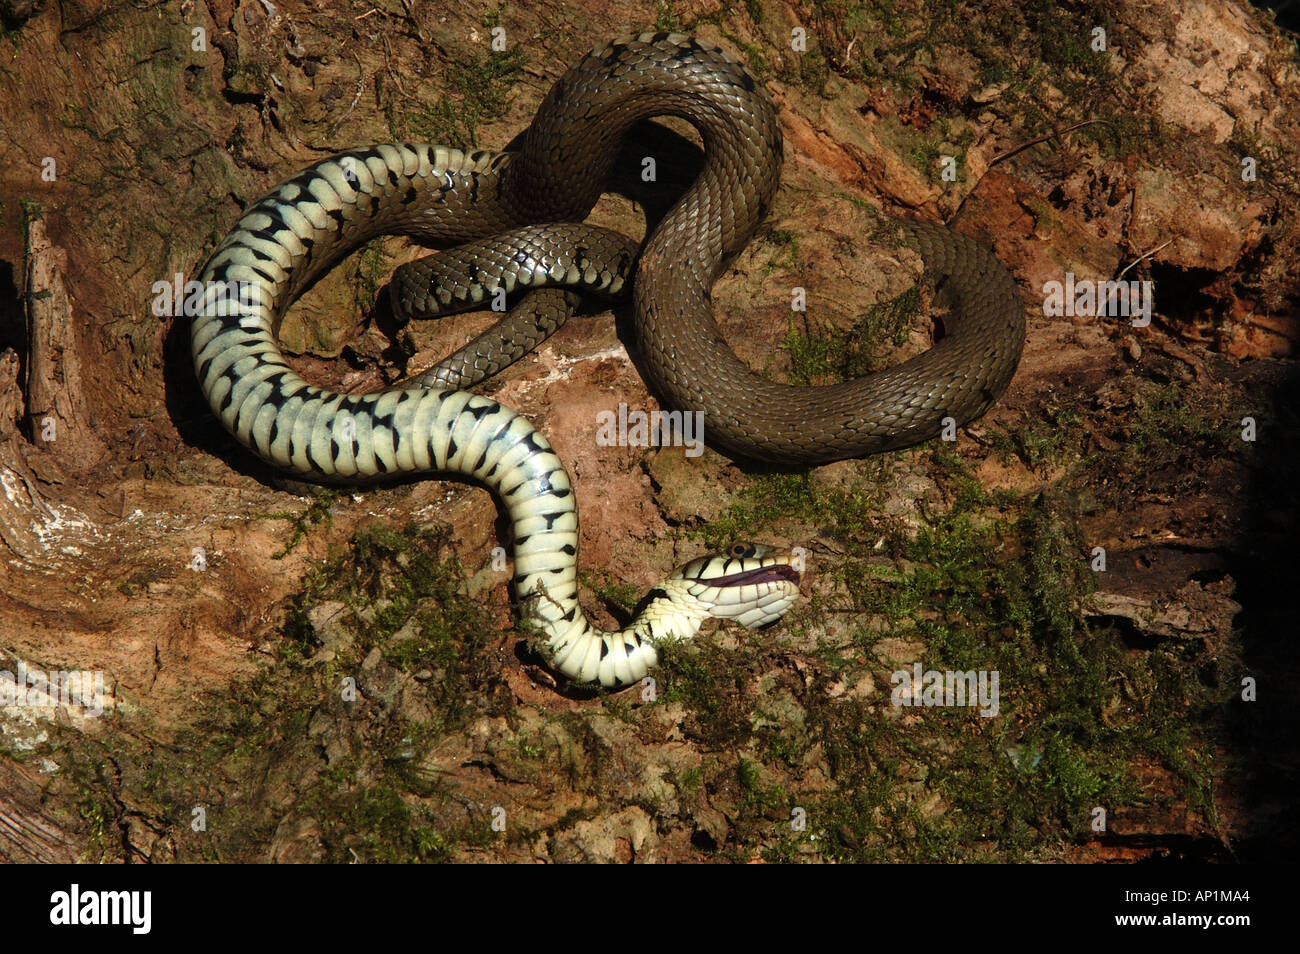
22 207 108 475
0 757 80 864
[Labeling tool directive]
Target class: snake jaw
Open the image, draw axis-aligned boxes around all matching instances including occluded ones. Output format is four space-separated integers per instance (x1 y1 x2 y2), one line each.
669 544 802 629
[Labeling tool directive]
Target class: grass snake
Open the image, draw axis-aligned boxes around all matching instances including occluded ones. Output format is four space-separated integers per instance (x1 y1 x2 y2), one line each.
191 32 1021 685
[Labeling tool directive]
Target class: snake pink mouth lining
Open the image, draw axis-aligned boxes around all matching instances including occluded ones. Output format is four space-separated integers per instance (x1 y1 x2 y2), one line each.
709 565 801 588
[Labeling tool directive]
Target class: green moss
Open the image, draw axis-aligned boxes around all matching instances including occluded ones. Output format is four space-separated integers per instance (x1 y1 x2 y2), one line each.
1126 382 1235 457
513 731 546 760
75 792 115 863
653 1 682 33
799 0 1151 165
303 524 497 690
353 241 390 313
659 637 759 748
674 417 1226 860
578 569 640 618
694 469 888 552
261 489 339 559
736 757 786 816
988 394 1086 475
784 285 922 387
777 41 830 96
48 520 513 862
401 47 526 149
758 227 799 274
722 31 772 82
679 765 704 793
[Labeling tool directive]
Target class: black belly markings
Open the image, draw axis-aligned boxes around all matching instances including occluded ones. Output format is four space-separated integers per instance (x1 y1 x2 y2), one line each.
245 204 291 244
304 436 324 473
339 395 364 461
514 566 565 589
369 402 397 435
504 464 565 498
259 370 290 408
480 416 516 467
280 168 322 201
240 245 280 285
217 378 238 416
632 587 669 617
517 429 546 457
197 353 218 386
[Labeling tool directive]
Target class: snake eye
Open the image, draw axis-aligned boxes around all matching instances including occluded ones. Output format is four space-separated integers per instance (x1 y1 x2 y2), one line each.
730 543 754 559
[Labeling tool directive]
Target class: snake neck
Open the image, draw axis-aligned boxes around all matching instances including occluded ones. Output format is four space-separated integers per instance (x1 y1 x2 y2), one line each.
545 579 721 688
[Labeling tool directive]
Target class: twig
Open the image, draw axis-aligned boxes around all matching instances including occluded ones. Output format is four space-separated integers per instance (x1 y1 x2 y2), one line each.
1116 239 1172 281
989 119 1117 168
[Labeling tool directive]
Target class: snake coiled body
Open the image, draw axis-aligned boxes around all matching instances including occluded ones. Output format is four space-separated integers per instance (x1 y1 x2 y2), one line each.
192 32 1021 684
192 34 810 688
390 32 1025 463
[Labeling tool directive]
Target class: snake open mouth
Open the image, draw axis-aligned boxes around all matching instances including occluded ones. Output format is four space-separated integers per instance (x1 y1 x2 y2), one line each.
710 565 801 588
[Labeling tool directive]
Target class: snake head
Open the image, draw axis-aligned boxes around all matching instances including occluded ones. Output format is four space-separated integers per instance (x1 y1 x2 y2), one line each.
667 543 802 629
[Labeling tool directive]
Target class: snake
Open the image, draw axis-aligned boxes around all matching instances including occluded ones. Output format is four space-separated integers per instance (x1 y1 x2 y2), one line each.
190 32 1021 686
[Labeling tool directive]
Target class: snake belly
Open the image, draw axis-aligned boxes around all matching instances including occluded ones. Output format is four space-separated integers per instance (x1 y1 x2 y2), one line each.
389 32 1025 464
192 35 807 688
